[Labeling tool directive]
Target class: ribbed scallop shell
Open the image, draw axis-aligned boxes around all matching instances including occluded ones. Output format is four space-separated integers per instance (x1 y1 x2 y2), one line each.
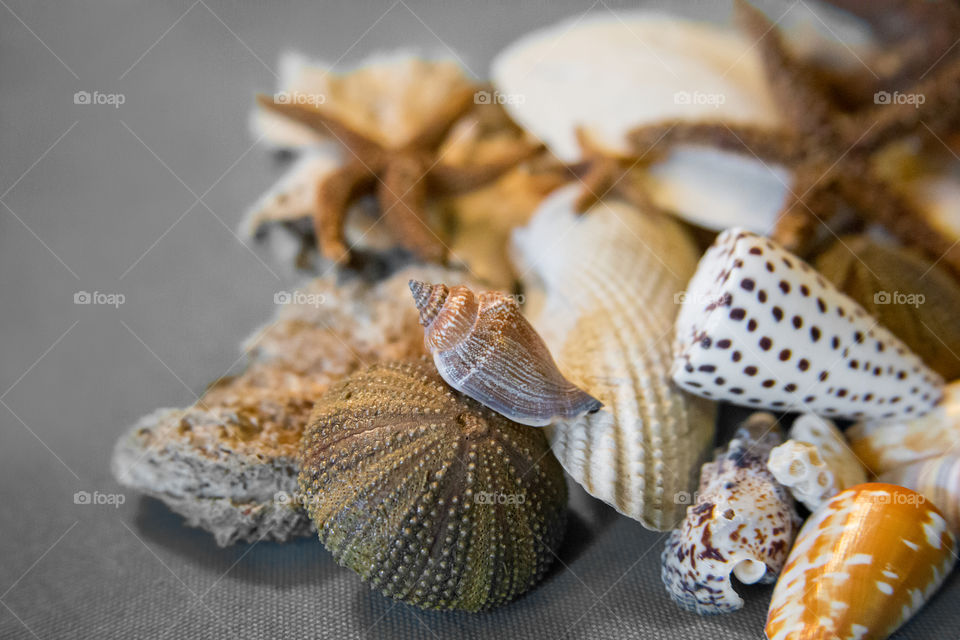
297 359 568 612
766 483 957 640
409 280 602 426
847 379 960 475
512 185 716 530
881 455 960 534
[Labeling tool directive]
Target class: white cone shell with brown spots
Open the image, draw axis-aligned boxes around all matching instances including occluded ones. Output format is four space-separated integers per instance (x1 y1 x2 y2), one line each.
673 228 944 421
512 185 715 530
765 483 957 640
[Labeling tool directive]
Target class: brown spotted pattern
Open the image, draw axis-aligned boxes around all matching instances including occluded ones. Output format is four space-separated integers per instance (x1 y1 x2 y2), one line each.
673 228 944 421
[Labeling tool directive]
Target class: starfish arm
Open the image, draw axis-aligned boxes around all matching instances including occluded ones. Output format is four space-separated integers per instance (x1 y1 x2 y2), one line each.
628 120 797 164
834 165 960 277
377 157 447 262
427 144 540 195
402 85 478 151
255 94 384 160
734 0 837 136
315 160 376 264
572 158 619 213
769 168 838 255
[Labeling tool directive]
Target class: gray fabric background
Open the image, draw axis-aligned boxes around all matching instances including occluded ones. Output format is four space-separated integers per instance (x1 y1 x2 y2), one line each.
1 1 957 638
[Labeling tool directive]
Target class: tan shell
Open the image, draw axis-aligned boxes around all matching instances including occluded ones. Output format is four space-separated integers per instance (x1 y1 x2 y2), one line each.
511 185 716 530
847 379 960 475
766 484 957 640
409 280 601 426
880 455 960 534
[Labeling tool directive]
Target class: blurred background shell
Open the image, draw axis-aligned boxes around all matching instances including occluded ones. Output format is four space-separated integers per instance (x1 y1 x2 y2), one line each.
880 455 960 534
297 359 568 612
512 185 715 530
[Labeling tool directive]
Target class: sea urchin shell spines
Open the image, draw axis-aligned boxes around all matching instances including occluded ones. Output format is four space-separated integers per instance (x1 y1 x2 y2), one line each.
409 280 602 426
298 359 568 612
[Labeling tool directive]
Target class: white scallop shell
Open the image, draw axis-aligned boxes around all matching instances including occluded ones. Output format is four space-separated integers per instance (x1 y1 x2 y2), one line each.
512 185 715 530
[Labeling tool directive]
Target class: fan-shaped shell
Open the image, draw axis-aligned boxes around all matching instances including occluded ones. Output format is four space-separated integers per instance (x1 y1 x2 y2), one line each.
512 185 716 530
297 359 568 612
409 280 602 426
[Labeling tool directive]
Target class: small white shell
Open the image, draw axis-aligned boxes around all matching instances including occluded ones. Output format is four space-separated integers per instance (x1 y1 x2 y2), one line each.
662 413 799 614
767 414 868 511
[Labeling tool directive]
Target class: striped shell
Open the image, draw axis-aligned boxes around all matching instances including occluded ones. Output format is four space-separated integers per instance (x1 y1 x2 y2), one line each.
512 185 715 530
662 413 800 614
297 359 568 611
766 483 957 640
409 280 601 426
673 228 944 421
847 379 960 475
880 455 960 534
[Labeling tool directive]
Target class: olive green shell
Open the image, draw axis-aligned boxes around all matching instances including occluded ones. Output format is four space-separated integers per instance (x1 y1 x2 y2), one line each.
297 359 568 611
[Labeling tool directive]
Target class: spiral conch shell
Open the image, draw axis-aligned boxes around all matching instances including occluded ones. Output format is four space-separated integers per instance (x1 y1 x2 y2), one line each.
662 413 800 614
409 280 602 426
511 185 715 530
880 455 960 535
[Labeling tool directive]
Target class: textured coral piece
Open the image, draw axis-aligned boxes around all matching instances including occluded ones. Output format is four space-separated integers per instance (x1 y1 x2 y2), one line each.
768 414 867 511
765 483 957 640
409 280 601 426
847 380 960 475
297 359 567 611
881 455 960 535
662 413 799 614
111 266 467 545
673 228 944 420
512 185 715 530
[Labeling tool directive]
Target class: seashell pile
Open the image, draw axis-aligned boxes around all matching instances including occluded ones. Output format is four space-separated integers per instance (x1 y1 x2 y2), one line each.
512 185 716 530
112 1 960 634
297 359 568 611
662 413 799 614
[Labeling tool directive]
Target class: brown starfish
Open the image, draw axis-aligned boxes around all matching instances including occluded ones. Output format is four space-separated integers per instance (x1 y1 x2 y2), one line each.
627 0 960 276
256 88 538 264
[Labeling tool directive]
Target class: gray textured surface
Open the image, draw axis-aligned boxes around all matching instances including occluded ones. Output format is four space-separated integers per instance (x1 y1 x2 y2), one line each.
1 1 957 638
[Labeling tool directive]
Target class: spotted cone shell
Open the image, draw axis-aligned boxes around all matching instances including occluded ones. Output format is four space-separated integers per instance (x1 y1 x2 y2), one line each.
673 228 944 421
512 185 715 530
297 359 567 612
409 280 601 426
765 483 957 640
662 413 800 614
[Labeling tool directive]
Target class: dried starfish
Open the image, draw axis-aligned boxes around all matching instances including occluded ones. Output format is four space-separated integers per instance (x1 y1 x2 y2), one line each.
628 1 960 275
256 89 537 264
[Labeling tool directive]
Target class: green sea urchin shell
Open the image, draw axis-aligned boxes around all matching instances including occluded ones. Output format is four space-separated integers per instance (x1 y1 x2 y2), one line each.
297 359 568 611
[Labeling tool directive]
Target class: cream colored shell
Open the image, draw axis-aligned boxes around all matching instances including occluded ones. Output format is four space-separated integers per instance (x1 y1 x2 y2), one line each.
512 185 715 530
